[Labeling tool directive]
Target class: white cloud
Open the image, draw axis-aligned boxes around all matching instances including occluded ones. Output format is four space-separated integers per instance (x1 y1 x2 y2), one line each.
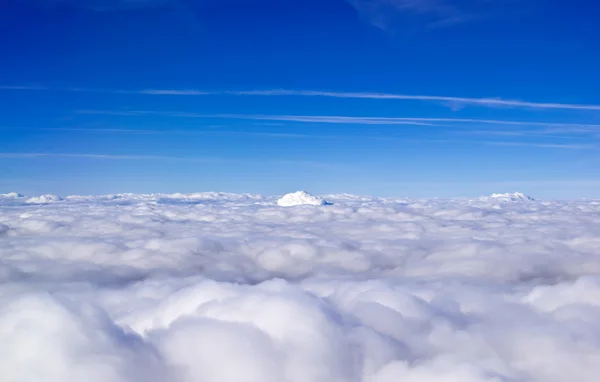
117 88 600 111
210 113 437 125
72 111 600 130
0 85 48 90
277 191 330 207
345 0 520 32
139 89 212 95
482 141 593 150
0 153 197 160
226 89 600 111
1 192 600 381
0 192 24 198
12 0 171 12
43 114 598 150
203 114 600 129
25 194 63 204
0 153 335 168
0 293 171 382
5 84 600 111
484 192 534 202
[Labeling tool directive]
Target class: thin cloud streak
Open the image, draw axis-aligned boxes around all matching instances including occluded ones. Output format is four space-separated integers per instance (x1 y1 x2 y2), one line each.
40 127 310 139
0 152 337 168
346 0 486 31
227 89 600 111
4 85 600 111
209 114 438 126
75 110 438 126
0 153 216 161
75 110 600 130
455 130 598 140
4 127 593 150
131 88 600 111
394 118 600 129
482 141 593 150
8 126 459 141
210 114 600 130
138 89 212 95
0 85 49 90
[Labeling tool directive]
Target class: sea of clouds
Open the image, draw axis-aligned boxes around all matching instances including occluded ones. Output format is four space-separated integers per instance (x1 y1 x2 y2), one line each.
1 191 600 382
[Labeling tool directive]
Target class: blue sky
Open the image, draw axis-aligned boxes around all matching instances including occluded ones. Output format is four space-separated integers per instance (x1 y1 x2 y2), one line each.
1 0 599 198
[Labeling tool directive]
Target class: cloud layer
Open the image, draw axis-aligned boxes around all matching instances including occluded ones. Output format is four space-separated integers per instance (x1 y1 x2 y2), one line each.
1 192 600 381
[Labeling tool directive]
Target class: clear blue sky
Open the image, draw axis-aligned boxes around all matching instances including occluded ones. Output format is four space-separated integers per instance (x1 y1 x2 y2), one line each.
1 0 599 198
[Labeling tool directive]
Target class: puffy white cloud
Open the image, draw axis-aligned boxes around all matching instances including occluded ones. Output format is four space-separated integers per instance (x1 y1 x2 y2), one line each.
0 292 171 382
0 192 23 198
485 192 535 202
277 191 330 207
25 194 63 204
1 192 600 382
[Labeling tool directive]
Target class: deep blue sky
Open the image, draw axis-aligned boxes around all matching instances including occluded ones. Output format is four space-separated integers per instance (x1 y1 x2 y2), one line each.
1 0 599 198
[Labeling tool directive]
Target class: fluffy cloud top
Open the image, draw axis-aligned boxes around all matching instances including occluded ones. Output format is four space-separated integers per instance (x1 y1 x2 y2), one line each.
25 194 63 204
0 192 24 198
1 191 600 382
277 191 330 207
487 192 534 202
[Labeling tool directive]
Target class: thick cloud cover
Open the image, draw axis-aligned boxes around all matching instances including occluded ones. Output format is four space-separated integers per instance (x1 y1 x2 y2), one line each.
1 191 600 382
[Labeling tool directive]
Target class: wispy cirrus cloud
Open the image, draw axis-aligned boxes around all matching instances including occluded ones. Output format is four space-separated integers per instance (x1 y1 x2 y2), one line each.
3 126 594 150
57 112 599 149
481 141 593 150
205 114 600 129
4 85 600 111
0 85 49 90
346 0 466 30
36 127 565 143
225 89 600 111
138 89 212 95
124 88 600 111
456 129 600 140
0 152 215 161
81 111 435 126
11 0 171 12
74 110 600 131
39 127 314 139
0 152 338 168
345 0 507 31
86 88 600 111
0 125 586 147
